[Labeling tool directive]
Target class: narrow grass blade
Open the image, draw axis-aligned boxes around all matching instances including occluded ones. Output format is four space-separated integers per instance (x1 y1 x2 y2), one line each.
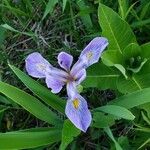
0 81 62 125
0 127 61 149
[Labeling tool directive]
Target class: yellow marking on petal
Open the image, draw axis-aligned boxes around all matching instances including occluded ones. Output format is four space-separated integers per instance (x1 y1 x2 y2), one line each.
86 51 93 60
73 98 79 109
36 63 46 71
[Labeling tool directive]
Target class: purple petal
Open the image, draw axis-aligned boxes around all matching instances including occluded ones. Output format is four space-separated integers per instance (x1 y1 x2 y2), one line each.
45 75 65 93
65 94 92 132
79 37 108 68
66 82 77 98
25 52 52 78
70 60 85 77
58 52 73 71
74 69 86 85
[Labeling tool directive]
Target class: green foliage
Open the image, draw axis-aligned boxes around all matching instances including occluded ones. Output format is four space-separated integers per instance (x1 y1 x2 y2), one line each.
9 64 65 114
104 127 123 150
98 4 136 54
83 63 119 89
42 0 58 20
0 81 62 125
60 119 80 150
0 0 150 149
94 105 135 120
0 127 61 149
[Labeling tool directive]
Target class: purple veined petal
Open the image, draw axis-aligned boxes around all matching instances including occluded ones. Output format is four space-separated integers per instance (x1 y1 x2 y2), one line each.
25 52 52 78
70 60 85 77
65 94 92 132
66 82 77 98
58 52 73 71
45 74 65 94
50 67 69 78
74 69 86 85
79 37 108 68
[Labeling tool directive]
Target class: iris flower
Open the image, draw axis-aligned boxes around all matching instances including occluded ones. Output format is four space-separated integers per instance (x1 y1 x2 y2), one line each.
25 37 108 132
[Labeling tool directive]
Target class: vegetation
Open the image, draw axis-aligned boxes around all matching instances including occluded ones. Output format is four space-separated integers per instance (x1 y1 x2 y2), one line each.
0 0 150 149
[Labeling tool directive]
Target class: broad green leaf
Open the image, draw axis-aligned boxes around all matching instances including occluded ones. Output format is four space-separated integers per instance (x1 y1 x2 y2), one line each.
104 127 123 150
123 43 147 74
42 0 58 20
9 65 65 114
141 42 150 59
0 81 62 125
83 63 119 89
1 24 36 37
0 127 61 149
98 4 136 54
92 112 115 128
94 105 135 120
114 64 128 79
60 119 80 150
123 43 141 60
127 59 147 73
102 50 127 78
109 87 150 109
102 50 123 66
117 73 150 94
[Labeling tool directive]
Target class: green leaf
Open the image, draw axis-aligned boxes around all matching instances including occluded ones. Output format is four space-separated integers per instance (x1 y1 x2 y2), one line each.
0 127 61 149
9 65 65 114
102 50 127 78
77 0 93 29
94 105 135 120
60 119 80 150
0 106 8 114
42 0 58 20
141 42 150 59
0 81 62 125
102 50 123 66
123 43 147 74
138 138 150 150
92 112 115 128
109 87 150 109
117 73 150 94
1 24 36 37
0 94 11 104
104 127 123 150
123 43 141 60
141 111 150 126
98 4 136 54
0 26 6 45
63 0 68 12
118 0 128 19
140 2 150 20
83 63 119 89
127 58 147 73
139 103 150 119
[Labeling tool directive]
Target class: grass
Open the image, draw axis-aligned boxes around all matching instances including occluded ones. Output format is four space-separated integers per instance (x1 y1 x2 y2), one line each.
0 0 150 149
